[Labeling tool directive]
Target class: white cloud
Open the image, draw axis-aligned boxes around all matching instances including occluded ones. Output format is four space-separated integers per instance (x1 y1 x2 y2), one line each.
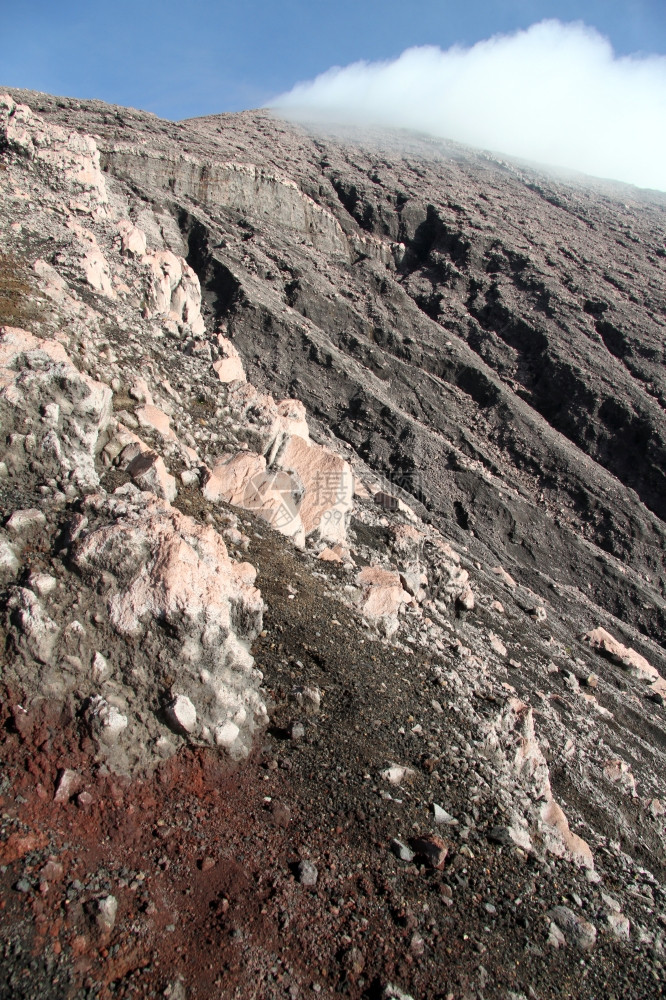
270 20 666 192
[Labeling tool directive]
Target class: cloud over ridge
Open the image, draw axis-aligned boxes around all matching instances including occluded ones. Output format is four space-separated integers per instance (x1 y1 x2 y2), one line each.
270 20 666 192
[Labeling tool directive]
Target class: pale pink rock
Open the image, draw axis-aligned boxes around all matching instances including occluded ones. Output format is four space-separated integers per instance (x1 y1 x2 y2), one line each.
497 698 594 868
180 443 200 467
204 413 352 546
457 586 475 611
276 434 353 544
504 699 552 801
54 769 83 803
226 385 311 458
165 694 197 734
234 561 258 587
171 261 205 335
603 758 637 796
213 336 246 383
32 259 69 305
203 452 266 506
492 565 517 588
356 565 411 619
492 816 533 852
103 424 147 466
117 218 147 257
125 450 177 502
449 565 469 590
540 799 595 869
203 452 305 544
7 587 60 665
399 565 427 602
276 398 309 442
213 356 246 383
136 403 178 442
222 526 244 547
489 633 507 657
391 524 423 555
144 250 182 314
82 248 116 298
0 94 108 217
32 259 100 330
75 491 262 638
129 377 153 404
66 217 98 246
353 480 372 499
143 250 205 336
318 547 342 563
240 467 305 545
583 627 659 682
0 326 69 379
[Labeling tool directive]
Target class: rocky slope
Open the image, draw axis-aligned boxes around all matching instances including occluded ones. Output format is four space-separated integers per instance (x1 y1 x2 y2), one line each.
0 88 665 1000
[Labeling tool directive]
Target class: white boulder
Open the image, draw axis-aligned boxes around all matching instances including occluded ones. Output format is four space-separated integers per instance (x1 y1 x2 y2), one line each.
72 488 267 753
165 694 197 734
0 327 112 491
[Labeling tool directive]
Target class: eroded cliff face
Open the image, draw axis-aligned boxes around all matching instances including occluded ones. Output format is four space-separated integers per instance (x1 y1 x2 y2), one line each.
0 89 665 1000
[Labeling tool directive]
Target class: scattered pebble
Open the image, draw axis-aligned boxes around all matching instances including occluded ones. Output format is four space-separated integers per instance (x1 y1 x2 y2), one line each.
390 839 415 863
296 860 318 886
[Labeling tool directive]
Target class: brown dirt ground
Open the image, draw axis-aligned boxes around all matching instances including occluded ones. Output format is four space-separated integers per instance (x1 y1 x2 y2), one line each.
0 512 663 1000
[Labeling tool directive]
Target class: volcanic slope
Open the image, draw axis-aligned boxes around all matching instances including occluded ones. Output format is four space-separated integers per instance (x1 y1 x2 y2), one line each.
21 93 666 644
0 89 665 1000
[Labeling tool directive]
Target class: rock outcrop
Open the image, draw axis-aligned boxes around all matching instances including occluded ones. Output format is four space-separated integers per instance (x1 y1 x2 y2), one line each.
0 325 112 491
1 93 109 216
104 152 348 254
73 488 266 758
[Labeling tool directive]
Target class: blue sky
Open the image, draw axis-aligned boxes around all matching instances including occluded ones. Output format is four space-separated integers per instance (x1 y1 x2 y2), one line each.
1 1 664 120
